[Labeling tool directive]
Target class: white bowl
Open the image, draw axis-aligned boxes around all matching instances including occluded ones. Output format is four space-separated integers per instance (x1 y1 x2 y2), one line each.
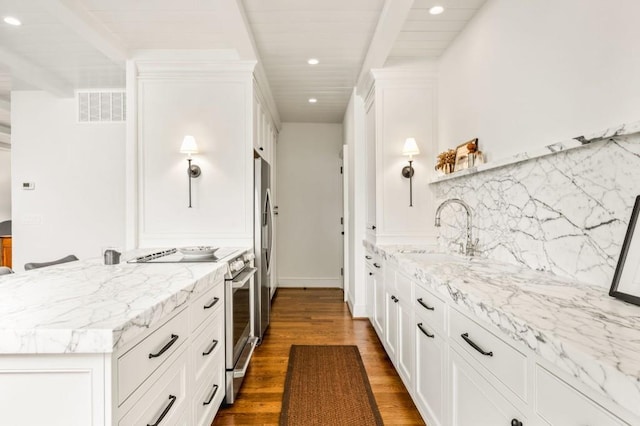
178 246 219 257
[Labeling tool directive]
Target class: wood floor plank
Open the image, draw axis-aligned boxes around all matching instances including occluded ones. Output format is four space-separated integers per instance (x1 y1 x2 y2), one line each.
213 288 425 426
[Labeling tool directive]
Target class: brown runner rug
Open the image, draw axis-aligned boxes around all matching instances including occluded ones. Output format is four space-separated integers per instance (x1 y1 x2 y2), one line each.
280 345 384 426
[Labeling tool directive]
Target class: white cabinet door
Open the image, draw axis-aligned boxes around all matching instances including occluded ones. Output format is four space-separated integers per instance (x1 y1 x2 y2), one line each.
449 347 526 426
415 321 445 426
396 296 414 388
372 263 385 339
535 366 627 426
365 97 376 234
384 287 398 361
366 263 375 320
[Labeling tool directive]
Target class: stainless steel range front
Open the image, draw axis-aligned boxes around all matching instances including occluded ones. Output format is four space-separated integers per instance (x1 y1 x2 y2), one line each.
224 252 257 404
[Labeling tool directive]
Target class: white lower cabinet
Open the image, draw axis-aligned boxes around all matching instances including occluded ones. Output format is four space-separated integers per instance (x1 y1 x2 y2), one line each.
415 319 445 426
449 347 526 426
117 274 227 425
383 266 415 390
371 258 385 339
193 350 225 426
535 366 627 426
366 256 636 426
119 350 189 426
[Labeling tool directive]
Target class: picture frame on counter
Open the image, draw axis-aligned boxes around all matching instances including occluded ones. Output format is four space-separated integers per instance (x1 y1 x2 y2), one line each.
609 195 640 306
453 138 479 171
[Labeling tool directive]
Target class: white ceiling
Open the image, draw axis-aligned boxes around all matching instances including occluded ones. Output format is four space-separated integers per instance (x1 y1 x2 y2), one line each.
243 0 385 123
0 0 488 139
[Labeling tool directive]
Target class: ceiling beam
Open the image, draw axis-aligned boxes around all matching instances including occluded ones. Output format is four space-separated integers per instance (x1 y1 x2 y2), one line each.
355 0 415 96
0 97 9 113
0 141 10 149
38 0 128 66
228 0 281 129
0 47 73 97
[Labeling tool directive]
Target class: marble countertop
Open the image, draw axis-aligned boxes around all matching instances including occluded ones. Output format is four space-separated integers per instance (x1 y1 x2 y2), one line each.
367 242 640 418
0 248 247 354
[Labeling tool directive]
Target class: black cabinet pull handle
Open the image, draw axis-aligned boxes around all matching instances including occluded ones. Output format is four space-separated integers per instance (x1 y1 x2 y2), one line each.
202 339 219 356
373 263 381 268
372 225 376 230
203 297 220 310
417 323 435 338
147 395 176 426
148 334 179 359
394 296 399 303
369 272 373 276
259 146 264 151
461 333 493 357
365 255 372 260
203 384 219 406
417 298 435 311
510 419 523 426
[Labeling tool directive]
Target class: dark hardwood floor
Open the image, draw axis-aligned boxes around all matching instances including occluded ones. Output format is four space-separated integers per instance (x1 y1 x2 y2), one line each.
213 288 425 425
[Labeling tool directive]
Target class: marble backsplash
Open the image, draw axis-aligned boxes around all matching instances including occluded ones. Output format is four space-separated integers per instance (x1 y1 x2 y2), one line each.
432 130 640 289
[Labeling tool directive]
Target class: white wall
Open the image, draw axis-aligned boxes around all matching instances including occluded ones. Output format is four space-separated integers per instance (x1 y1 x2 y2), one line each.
371 70 439 245
11 91 126 270
129 60 254 248
0 149 10 221
438 0 640 158
276 123 344 288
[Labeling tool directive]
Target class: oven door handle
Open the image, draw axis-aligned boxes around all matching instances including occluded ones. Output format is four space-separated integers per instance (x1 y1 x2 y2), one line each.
233 336 258 378
230 267 257 289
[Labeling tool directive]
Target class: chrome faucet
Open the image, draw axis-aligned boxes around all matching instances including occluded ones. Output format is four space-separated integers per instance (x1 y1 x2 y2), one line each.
434 198 478 256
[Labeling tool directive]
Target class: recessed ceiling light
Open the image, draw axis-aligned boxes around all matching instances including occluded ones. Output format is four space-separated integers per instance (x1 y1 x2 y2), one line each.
307 58 319 65
429 6 444 15
308 98 318 104
4 16 21 26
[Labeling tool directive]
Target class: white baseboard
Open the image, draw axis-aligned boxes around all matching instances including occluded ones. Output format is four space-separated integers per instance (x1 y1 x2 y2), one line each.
347 299 368 318
278 277 342 288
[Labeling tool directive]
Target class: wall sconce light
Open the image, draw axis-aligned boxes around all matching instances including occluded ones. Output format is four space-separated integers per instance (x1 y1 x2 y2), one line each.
401 137 420 207
180 135 201 208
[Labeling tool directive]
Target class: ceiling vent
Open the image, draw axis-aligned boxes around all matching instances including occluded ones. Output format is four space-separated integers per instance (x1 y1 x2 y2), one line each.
77 91 126 122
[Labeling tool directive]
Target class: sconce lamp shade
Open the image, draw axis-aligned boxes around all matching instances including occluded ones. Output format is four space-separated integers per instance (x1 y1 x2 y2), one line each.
402 137 420 157
180 135 199 155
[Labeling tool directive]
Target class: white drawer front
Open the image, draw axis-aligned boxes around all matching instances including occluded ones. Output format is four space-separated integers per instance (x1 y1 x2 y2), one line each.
192 309 224 386
193 350 225 426
536 366 627 426
118 308 189 405
119 350 188 426
191 279 224 333
414 282 445 335
450 308 527 401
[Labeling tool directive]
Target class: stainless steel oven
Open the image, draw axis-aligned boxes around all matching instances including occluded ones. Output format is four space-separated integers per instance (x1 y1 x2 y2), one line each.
224 252 257 404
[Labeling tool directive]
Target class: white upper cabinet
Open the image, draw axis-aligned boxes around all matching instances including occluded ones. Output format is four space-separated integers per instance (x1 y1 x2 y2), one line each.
253 86 278 165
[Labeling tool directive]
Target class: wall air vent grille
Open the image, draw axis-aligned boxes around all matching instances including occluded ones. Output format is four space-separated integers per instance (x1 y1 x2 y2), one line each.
77 91 126 122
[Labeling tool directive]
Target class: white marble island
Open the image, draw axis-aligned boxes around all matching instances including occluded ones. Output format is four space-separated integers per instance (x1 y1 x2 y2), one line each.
366 242 640 425
0 249 242 426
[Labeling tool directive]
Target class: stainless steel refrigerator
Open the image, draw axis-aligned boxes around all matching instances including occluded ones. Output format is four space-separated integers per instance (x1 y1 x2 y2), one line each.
254 154 272 342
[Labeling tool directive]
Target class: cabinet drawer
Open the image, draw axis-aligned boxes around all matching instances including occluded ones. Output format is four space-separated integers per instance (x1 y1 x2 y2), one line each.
414 283 445 335
193 351 225 426
449 308 527 401
119 350 188 426
118 308 189 405
192 308 224 386
535 366 627 426
190 279 224 333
